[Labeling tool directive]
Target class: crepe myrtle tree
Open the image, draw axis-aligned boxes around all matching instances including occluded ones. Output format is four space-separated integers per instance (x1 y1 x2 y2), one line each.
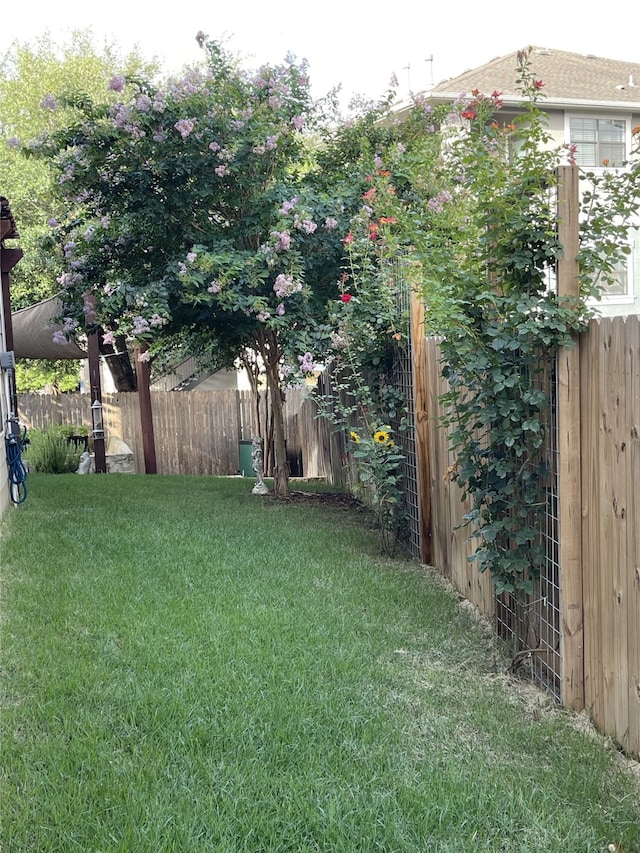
32 35 387 494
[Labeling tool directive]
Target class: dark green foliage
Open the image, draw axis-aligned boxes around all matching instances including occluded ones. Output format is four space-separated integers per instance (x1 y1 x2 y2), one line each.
24 424 84 473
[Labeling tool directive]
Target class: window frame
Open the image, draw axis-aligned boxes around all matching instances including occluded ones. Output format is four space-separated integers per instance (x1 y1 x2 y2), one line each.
565 113 631 170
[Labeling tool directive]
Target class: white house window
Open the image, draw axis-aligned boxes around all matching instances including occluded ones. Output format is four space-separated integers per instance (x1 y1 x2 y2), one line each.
598 255 629 296
569 118 626 167
585 231 637 306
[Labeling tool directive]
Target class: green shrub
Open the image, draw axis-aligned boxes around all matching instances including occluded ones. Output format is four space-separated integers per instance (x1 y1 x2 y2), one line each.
25 426 84 474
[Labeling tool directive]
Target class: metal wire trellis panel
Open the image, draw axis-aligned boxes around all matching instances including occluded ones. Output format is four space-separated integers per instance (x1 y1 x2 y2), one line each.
494 360 562 701
391 273 421 560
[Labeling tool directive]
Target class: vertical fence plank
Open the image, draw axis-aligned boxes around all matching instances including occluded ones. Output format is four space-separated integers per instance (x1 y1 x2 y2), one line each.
410 288 432 565
581 321 605 726
627 315 640 757
556 165 585 711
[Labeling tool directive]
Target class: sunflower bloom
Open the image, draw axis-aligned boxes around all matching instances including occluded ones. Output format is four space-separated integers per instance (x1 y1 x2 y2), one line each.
373 429 390 445
350 431 360 444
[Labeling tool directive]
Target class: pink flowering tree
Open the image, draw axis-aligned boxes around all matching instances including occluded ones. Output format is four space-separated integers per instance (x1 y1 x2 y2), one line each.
34 37 382 494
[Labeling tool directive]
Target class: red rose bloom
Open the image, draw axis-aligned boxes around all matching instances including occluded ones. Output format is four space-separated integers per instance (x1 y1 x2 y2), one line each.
341 293 352 303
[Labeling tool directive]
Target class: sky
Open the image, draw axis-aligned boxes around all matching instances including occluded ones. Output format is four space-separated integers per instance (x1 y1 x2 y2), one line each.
1 0 638 106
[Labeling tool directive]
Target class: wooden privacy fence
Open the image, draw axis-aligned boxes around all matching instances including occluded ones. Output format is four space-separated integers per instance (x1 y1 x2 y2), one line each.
17 388 340 481
420 315 640 760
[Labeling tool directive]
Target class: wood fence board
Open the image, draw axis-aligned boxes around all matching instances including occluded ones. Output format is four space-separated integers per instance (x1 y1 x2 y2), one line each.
625 315 640 755
580 316 639 758
610 318 630 747
581 321 606 725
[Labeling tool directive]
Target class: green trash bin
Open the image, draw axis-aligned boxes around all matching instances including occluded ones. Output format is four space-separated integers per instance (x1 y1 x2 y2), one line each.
238 440 253 477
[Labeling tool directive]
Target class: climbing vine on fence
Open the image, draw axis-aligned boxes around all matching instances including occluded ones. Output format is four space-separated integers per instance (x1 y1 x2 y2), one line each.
313 48 640 586
421 49 640 594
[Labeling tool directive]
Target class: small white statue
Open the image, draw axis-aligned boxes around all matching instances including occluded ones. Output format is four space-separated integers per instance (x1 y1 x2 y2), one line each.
76 451 91 474
251 436 269 495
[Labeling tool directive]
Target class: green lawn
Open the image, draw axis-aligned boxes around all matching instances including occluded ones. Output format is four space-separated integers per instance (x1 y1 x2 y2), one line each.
1 474 638 852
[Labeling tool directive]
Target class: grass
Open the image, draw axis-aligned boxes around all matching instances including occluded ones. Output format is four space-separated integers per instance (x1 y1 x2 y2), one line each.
1 473 638 852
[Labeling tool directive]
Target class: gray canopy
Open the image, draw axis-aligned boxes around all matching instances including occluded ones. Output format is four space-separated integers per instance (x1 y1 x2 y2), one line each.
12 295 87 360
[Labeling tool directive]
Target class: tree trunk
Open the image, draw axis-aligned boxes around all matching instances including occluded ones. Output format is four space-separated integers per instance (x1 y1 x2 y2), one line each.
259 330 289 496
267 366 289 495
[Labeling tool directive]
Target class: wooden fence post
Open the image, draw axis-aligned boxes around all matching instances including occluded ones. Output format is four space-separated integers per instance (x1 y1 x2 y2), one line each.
556 165 585 711
410 287 432 565
135 344 157 474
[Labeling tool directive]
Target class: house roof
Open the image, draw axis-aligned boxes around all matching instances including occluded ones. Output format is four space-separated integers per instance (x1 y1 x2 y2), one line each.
428 47 640 108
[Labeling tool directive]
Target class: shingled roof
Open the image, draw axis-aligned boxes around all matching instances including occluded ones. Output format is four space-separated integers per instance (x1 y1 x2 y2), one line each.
429 47 640 107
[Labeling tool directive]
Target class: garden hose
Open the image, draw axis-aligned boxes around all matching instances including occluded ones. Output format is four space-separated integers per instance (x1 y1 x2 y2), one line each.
5 426 28 505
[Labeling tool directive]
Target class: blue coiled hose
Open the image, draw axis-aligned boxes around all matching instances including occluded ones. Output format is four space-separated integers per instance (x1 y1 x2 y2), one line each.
5 426 28 504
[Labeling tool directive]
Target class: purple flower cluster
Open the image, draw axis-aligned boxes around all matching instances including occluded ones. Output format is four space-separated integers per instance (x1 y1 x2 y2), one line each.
274 230 291 251
109 75 126 92
298 219 317 234
427 190 453 213
40 94 57 110
57 271 84 289
273 273 302 298
298 352 316 373
133 316 150 335
280 197 298 214
136 94 153 113
174 118 195 138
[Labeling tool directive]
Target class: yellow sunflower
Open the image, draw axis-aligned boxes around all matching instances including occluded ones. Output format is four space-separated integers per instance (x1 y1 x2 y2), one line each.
373 429 390 445
349 430 360 444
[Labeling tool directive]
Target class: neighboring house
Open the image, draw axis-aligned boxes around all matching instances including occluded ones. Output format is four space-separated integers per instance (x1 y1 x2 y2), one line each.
403 47 640 316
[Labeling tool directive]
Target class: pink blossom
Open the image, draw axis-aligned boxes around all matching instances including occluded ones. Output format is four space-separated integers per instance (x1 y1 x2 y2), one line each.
208 281 221 293
136 94 153 112
276 303 285 315
174 118 195 138
280 197 298 214
102 330 116 346
324 217 338 230
275 230 291 251
298 352 316 373
137 350 151 362
109 75 126 92
274 273 302 298
133 316 150 335
215 165 229 177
